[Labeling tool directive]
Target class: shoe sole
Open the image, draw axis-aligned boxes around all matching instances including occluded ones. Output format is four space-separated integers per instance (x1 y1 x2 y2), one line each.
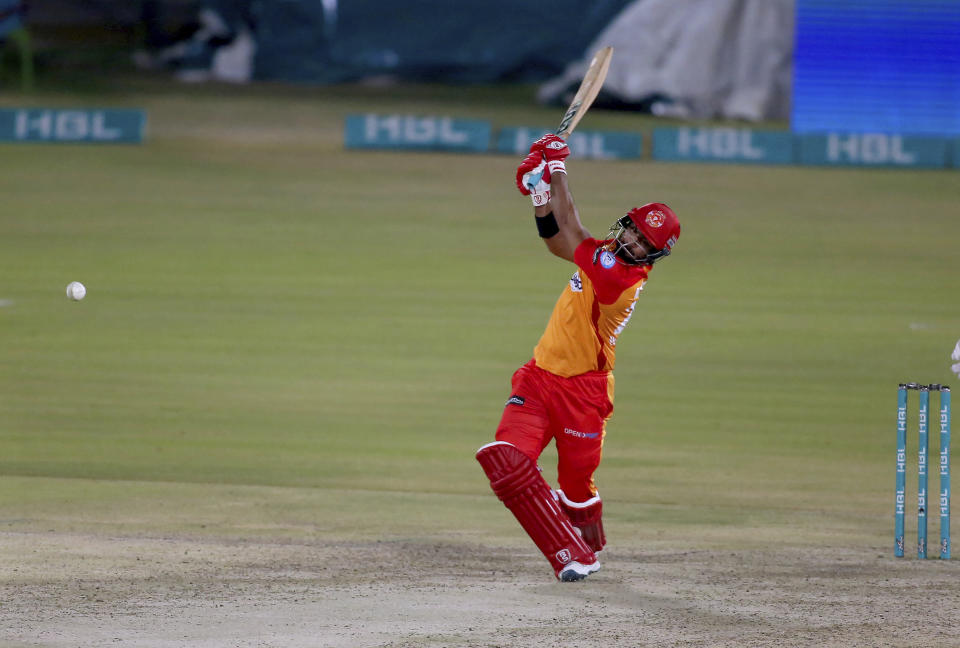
560 569 587 582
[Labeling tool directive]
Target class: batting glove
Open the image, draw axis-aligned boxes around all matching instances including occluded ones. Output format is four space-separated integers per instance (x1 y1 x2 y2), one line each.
516 151 552 206
530 133 570 177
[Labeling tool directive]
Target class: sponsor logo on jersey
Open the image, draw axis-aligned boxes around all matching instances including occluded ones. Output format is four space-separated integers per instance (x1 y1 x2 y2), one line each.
506 395 525 407
645 210 666 228
599 250 616 269
569 271 582 292
564 427 599 439
555 549 572 564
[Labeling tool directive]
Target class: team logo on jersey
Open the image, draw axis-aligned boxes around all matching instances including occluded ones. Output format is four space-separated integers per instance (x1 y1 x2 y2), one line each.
645 210 666 228
599 250 616 269
569 271 582 292
506 395 525 407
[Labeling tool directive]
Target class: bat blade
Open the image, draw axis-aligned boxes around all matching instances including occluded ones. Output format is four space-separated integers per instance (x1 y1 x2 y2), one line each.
555 46 613 140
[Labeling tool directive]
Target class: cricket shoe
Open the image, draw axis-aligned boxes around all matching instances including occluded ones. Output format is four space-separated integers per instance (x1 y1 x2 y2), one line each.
558 560 601 582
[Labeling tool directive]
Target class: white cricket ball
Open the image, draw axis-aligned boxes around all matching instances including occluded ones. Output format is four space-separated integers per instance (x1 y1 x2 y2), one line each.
66 281 86 301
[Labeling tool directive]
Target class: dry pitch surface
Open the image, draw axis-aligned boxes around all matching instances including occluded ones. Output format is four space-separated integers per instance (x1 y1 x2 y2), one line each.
4 530 959 648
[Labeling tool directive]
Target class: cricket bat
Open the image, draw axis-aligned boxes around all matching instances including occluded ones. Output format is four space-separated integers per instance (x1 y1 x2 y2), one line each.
554 46 614 140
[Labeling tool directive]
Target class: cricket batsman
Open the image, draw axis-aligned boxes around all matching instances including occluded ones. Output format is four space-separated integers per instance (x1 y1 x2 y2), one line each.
476 134 681 582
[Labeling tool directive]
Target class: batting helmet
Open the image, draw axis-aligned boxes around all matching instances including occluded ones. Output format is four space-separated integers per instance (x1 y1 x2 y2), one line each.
608 203 680 265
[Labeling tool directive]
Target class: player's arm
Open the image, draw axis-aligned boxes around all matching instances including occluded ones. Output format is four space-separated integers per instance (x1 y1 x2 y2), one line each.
517 134 590 263
538 173 589 262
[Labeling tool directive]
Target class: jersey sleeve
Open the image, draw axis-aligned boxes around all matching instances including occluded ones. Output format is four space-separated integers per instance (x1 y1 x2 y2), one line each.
574 237 648 304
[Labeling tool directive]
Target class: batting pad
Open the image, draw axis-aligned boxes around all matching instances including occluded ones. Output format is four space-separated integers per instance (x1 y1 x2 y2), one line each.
557 489 606 553
476 441 597 577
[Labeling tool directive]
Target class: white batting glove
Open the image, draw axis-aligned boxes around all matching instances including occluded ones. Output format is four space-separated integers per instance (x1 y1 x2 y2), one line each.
521 159 552 207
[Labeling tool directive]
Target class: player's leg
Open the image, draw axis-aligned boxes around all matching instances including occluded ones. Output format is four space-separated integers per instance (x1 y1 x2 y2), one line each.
557 489 606 553
476 440 598 580
555 438 606 552
478 361 598 581
493 360 553 459
551 371 613 553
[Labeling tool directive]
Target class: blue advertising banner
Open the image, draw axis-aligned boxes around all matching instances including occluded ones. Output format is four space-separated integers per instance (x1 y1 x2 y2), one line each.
342 115 960 171
495 127 643 160
796 133 948 168
793 0 960 136
0 109 146 143
652 127 793 164
345 114 491 152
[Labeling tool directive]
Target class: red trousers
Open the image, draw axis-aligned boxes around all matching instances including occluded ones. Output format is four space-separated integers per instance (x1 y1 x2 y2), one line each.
495 359 614 502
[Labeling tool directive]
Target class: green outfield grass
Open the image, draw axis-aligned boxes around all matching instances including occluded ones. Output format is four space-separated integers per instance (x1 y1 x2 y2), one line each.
1 82 957 552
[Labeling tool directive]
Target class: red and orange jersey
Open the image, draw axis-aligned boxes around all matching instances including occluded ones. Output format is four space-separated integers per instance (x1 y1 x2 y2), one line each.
533 238 648 378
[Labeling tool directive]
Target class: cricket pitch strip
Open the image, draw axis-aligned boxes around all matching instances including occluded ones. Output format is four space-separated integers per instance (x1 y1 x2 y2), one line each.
3 530 959 648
